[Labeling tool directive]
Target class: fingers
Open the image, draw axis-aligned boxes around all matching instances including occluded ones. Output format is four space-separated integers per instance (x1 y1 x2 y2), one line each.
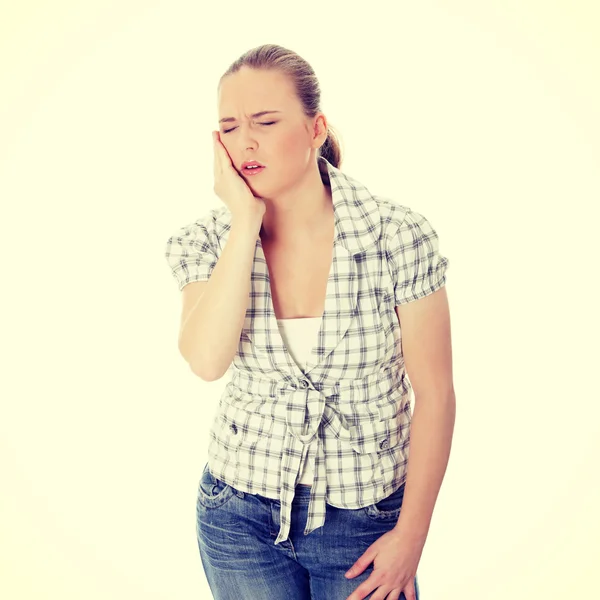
213 130 236 175
213 131 222 179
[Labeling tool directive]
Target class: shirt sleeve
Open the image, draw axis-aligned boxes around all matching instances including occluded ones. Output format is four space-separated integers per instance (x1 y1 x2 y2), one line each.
164 212 219 291
387 208 450 305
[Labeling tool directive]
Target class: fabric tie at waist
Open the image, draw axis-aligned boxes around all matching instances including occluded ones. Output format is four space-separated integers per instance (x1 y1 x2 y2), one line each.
274 386 333 546
227 367 401 546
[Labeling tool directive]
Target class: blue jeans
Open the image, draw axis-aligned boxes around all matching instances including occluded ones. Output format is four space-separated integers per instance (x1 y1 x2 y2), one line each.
196 462 421 599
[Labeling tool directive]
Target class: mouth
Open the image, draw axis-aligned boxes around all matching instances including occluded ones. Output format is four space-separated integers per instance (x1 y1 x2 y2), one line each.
242 166 266 176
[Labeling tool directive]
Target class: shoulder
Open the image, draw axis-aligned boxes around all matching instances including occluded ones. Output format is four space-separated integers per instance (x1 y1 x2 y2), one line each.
374 196 442 239
166 206 232 246
369 197 447 274
371 195 414 240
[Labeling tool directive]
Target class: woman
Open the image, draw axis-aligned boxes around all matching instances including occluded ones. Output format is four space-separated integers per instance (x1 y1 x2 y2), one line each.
165 43 455 600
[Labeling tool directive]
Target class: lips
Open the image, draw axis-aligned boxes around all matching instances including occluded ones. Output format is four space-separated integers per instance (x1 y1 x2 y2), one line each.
242 165 265 177
241 160 265 170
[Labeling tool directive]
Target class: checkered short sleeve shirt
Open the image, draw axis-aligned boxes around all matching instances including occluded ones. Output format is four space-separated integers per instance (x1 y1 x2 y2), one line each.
165 156 449 546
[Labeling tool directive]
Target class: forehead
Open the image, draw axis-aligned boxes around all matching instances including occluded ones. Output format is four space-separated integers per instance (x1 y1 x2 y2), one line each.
217 68 296 115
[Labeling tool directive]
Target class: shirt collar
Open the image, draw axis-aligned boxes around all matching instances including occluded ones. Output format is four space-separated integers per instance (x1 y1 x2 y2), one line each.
218 156 382 255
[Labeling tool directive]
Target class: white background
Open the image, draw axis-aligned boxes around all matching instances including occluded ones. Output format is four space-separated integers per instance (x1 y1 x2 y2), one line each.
1 1 599 598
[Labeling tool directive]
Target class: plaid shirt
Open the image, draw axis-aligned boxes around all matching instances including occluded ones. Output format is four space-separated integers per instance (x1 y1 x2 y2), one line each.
165 156 449 546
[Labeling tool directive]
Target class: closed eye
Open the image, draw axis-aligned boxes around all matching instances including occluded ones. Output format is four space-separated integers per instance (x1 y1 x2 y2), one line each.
222 122 276 134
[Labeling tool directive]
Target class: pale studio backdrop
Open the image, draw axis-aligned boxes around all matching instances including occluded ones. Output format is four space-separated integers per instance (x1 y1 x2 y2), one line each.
1 1 599 599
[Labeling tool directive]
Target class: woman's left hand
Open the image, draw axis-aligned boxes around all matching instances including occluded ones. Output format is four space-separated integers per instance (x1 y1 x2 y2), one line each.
344 527 425 600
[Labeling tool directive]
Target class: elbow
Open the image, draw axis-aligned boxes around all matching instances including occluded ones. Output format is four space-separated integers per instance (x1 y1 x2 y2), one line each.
187 352 225 382
177 339 229 382
184 351 215 381
189 361 221 382
178 343 213 381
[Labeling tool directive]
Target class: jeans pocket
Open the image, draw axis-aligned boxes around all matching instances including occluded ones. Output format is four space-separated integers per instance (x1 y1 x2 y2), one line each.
197 463 235 509
363 481 406 521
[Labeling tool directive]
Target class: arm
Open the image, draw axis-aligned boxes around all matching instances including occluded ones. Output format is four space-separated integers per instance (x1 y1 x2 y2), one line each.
177 217 262 381
393 285 456 544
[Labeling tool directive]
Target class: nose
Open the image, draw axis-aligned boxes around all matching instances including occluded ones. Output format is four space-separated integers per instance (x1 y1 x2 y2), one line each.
239 129 257 151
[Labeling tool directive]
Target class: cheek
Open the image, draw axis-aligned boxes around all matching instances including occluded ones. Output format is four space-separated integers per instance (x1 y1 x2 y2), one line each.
278 130 305 155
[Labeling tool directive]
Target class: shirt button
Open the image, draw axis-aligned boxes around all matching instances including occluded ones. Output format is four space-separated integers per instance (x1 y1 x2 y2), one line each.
230 424 238 434
379 438 389 450
299 379 309 389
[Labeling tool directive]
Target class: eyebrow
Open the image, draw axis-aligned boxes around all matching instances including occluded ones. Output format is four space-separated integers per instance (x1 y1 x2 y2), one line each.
219 110 282 124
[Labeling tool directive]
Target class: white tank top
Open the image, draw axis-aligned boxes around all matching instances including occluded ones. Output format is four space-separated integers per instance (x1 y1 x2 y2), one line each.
276 316 322 487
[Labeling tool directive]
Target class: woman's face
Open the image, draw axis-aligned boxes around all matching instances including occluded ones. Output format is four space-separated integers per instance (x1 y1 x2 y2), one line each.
217 67 325 198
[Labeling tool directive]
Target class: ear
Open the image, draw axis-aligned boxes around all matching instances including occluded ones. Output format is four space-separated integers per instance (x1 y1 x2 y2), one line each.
311 113 328 146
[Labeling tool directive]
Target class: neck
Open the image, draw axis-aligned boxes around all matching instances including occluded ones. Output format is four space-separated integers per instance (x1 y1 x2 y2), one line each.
259 160 333 243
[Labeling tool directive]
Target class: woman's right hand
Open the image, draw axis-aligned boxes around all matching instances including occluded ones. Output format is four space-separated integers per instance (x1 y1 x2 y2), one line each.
212 131 267 223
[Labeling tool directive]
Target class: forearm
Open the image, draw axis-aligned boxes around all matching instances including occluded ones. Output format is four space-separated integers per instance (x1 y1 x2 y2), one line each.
179 218 261 380
393 392 456 543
